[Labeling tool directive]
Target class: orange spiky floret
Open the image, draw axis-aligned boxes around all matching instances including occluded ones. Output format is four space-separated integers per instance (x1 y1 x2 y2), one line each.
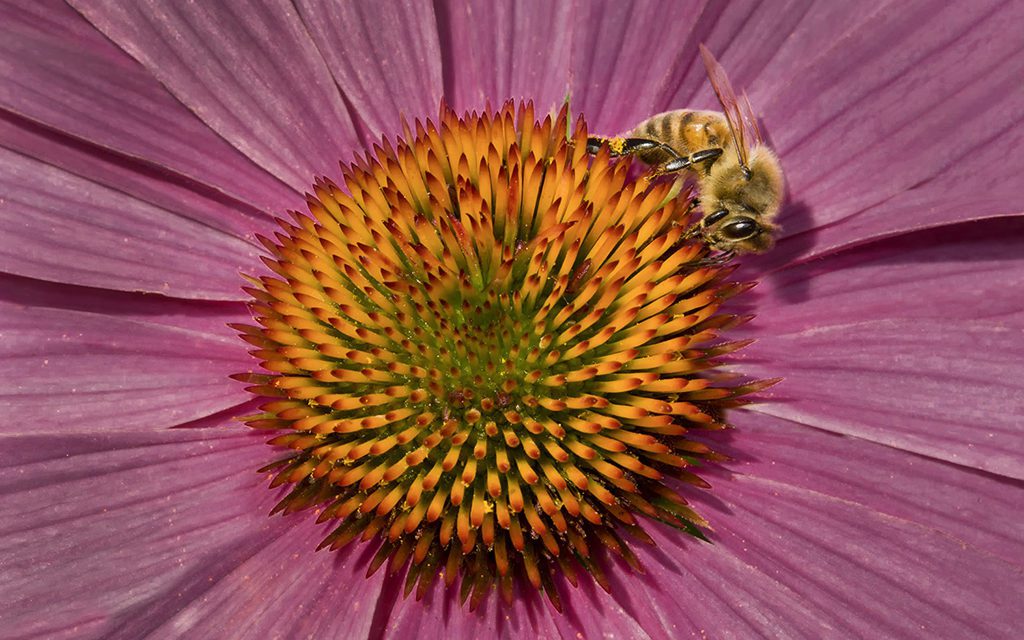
235 100 768 613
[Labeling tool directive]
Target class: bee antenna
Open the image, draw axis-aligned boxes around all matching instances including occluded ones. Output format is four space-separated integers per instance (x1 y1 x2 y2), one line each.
741 165 752 180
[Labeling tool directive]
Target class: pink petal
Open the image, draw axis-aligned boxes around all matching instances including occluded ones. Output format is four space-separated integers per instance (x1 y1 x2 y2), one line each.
625 475 1024 638
658 2 891 109
711 412 1024 565
294 0 444 138
0 428 286 639
1 0 297 215
569 0 709 132
545 471 1023 638
552 532 829 639
70 1 361 189
380 575 566 640
738 217 1024 326
757 0 1024 260
0 302 248 435
0 148 259 299
0 110 278 243
571 0 853 133
0 272 248 340
738 319 1024 479
145 521 387 639
434 0 572 112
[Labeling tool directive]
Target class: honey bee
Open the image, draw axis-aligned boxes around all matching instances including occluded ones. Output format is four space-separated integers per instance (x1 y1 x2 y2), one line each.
587 45 784 254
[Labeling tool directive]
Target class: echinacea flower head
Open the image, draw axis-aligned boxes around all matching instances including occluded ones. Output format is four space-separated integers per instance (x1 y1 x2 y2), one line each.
237 101 772 611
2 1 1023 639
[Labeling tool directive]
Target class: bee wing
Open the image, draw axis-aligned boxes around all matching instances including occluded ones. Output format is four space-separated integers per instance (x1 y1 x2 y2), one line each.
739 91 764 147
699 45 756 167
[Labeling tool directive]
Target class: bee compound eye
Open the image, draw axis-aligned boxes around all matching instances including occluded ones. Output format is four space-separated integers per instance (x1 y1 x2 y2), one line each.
720 217 760 240
703 209 729 225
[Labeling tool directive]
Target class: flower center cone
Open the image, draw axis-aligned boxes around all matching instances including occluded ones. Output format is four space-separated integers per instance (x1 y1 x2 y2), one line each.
233 100 771 612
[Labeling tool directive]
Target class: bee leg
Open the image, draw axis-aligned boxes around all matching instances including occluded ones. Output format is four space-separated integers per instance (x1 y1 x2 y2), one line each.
682 223 702 241
691 248 736 268
619 137 683 158
586 136 633 156
586 136 614 155
586 136 683 161
589 137 714 190
713 250 738 265
655 148 723 176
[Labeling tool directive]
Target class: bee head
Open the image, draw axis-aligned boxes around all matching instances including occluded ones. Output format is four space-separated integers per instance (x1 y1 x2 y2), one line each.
701 207 777 254
700 145 783 253
707 147 783 217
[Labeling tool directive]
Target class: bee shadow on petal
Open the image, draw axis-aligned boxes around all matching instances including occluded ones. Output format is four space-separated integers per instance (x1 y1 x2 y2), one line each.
764 199 817 303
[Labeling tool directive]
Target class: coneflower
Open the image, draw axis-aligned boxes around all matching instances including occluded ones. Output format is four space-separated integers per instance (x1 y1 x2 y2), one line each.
235 102 770 610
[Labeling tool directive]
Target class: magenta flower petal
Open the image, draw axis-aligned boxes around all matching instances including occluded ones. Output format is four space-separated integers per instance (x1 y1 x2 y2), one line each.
570 0 712 131
0 303 247 435
741 319 1024 478
0 149 258 298
728 219 1024 478
0 273 247 337
539 449 1023 638
756 1 1024 259
0 115 277 243
294 0 444 137
1 1 297 215
572 2 869 140
715 412 1024 565
624 475 1024 638
70 1 362 189
665 2 869 104
743 219 1024 327
434 0 571 111
382 581 567 640
145 523 388 639
0 428 288 639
